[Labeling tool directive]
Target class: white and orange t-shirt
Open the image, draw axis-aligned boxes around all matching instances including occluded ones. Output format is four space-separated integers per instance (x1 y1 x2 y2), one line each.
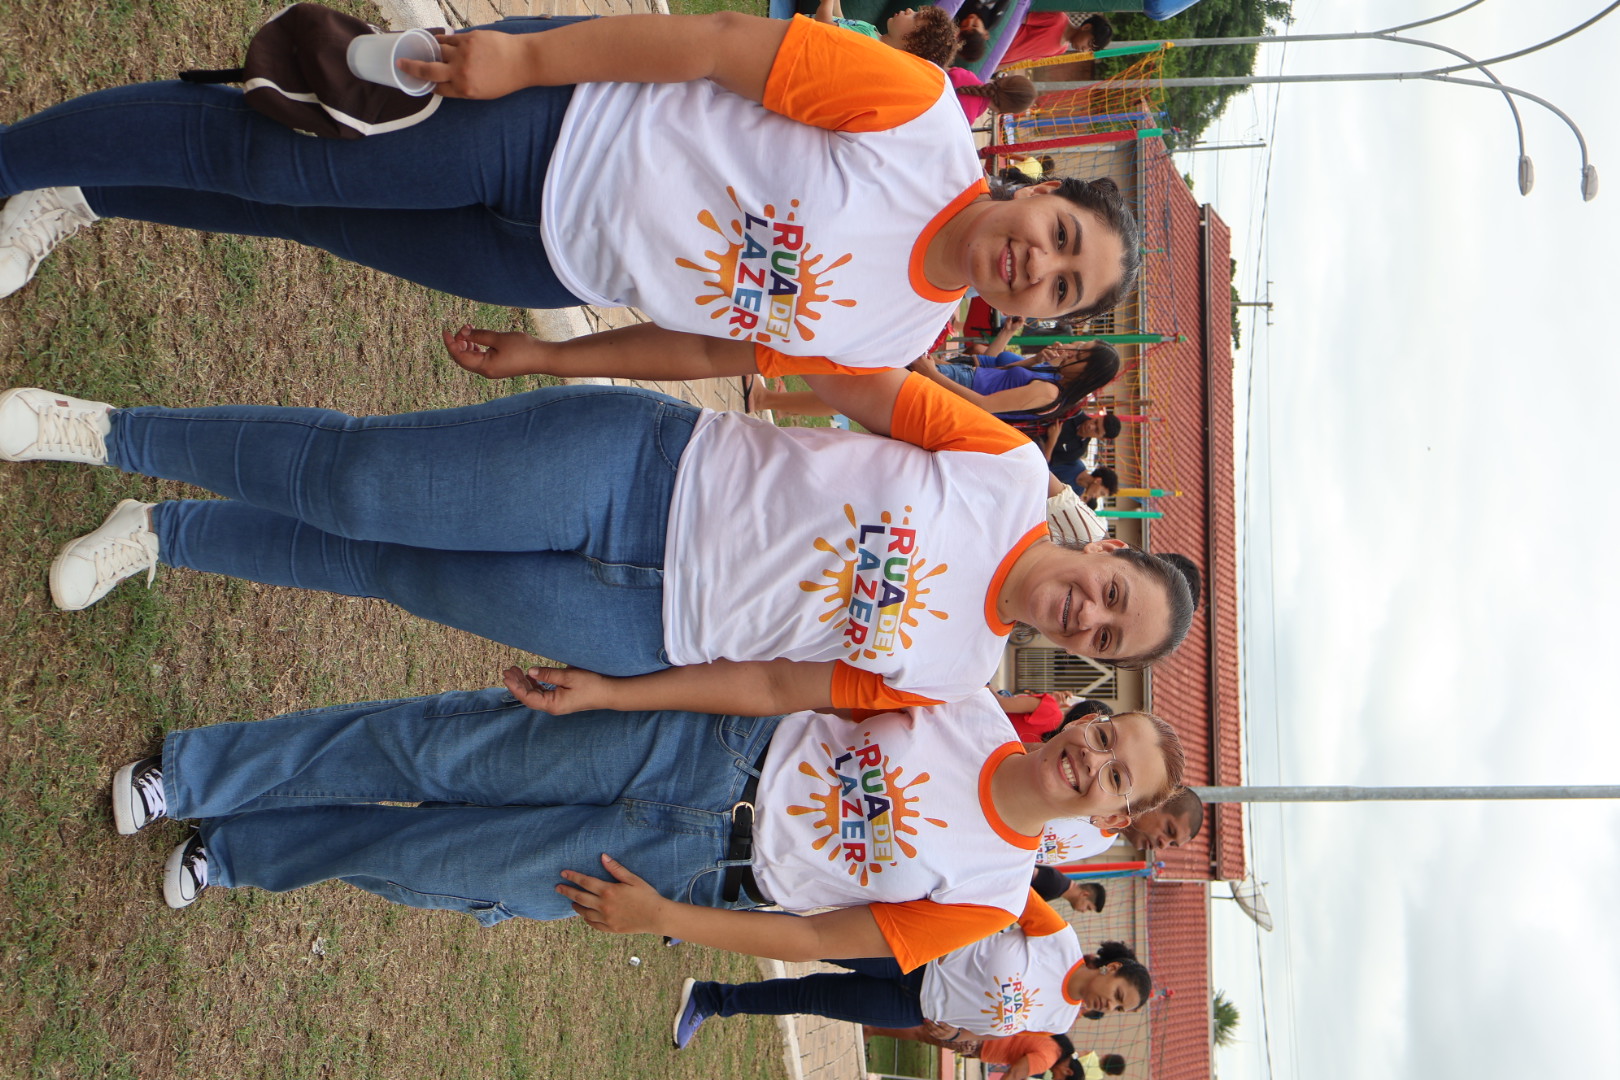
753 692 1045 970
919 903 1087 1035
542 16 986 375
662 376 1049 709
1036 819 1115 866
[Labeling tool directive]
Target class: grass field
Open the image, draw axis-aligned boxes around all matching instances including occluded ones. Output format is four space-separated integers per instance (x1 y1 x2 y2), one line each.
0 1 788 1077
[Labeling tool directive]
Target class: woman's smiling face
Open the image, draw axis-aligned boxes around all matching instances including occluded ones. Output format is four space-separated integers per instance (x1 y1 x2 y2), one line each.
1014 542 1173 663
961 183 1127 318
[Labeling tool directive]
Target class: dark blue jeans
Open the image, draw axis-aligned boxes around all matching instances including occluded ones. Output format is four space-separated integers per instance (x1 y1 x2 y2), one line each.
0 17 586 306
109 384 697 673
691 958 928 1027
163 686 781 925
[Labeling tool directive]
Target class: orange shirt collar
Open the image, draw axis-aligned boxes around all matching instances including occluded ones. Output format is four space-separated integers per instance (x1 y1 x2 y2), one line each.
910 179 992 302
985 524 1050 634
1061 958 1089 1005
978 742 1040 849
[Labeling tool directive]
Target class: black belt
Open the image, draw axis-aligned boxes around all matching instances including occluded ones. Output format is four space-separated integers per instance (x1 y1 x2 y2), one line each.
722 747 773 905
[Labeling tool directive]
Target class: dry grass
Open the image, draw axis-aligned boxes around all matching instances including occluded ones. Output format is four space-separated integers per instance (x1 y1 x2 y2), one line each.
0 1 787 1077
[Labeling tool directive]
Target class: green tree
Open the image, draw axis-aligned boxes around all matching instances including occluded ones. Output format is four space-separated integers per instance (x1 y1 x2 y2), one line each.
1099 0 1294 146
1212 989 1242 1048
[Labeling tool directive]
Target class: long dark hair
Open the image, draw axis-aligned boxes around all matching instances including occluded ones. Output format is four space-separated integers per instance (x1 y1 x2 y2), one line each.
1028 341 1120 419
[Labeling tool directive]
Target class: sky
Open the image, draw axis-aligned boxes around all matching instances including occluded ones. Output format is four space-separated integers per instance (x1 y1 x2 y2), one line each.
1171 2 1620 1077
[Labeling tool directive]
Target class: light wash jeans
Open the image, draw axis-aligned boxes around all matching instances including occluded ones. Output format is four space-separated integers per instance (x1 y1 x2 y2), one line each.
162 686 781 925
108 383 697 674
0 17 587 306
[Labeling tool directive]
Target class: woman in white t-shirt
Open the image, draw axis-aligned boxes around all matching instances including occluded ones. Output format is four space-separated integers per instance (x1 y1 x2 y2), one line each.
0 14 1139 383
112 684 1185 976
2 368 1197 714
671 927 1152 1050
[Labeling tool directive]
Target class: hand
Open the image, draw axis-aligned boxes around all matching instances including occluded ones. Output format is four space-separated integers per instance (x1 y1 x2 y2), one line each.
921 1019 962 1041
396 30 534 100
557 854 670 934
908 355 938 375
442 324 547 380
502 665 615 714
1003 316 1025 331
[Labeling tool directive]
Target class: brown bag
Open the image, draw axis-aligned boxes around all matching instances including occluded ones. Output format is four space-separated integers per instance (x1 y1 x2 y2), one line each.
180 3 442 139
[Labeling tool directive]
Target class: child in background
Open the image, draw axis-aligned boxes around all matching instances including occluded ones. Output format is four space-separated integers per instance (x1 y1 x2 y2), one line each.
949 69 1036 122
814 2 961 67
955 14 990 62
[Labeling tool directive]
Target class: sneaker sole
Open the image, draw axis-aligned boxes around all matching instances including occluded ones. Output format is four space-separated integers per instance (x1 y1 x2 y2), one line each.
672 977 697 1049
111 760 143 835
163 840 203 909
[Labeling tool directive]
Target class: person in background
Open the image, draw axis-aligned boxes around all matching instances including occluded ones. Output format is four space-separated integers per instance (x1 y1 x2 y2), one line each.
813 1 961 67
1000 12 1114 67
950 69 1037 122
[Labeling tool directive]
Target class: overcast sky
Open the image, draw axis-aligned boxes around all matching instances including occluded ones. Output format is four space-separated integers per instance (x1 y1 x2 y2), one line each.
1180 2 1620 1077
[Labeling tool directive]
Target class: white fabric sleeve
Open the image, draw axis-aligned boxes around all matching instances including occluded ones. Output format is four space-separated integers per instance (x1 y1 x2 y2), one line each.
1045 487 1107 545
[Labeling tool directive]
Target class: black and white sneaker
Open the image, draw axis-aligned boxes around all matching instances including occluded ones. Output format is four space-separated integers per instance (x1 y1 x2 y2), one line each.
112 755 166 835
163 833 208 909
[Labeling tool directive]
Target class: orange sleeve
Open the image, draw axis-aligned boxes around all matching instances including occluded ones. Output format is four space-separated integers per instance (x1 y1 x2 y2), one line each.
889 372 1031 454
830 662 945 711
867 900 1016 972
1015 890 1070 937
754 345 882 378
764 16 947 132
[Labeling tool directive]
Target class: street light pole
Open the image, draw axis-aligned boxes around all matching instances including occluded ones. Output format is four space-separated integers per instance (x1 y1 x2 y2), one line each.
1192 784 1620 803
1037 70 1599 200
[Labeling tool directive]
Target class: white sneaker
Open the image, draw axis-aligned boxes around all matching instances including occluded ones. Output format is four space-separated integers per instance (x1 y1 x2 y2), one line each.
49 499 159 611
0 387 112 463
163 833 208 909
0 187 98 298
112 755 167 835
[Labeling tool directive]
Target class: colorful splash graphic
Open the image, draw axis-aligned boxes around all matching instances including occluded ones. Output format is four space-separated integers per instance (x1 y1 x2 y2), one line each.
786 735 949 888
1038 828 1075 865
800 504 950 661
980 973 1040 1033
675 188 857 346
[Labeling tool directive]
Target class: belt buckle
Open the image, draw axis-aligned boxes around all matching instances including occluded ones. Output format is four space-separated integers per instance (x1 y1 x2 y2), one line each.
731 800 755 826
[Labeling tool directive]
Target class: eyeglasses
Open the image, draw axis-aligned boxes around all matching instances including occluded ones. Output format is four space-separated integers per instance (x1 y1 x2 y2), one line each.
1080 717 1133 816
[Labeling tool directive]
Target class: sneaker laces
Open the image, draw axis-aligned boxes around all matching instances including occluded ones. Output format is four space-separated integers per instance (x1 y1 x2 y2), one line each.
92 528 159 590
35 405 107 459
182 844 209 889
134 769 166 821
6 199 92 262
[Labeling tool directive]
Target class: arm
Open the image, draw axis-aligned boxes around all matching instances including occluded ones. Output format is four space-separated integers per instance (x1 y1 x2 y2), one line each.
998 694 1045 713
799 369 910 435
502 660 837 716
814 0 843 23
908 358 1059 416
1003 1060 1035 1080
443 322 758 381
558 855 894 960
1041 422 1063 461
399 12 792 103
983 316 1025 356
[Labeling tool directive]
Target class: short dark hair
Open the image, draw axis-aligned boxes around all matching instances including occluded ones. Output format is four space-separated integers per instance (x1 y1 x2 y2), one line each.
1080 14 1114 49
1091 940 1153 1010
957 26 988 61
1078 882 1107 912
1101 1054 1127 1075
897 7 960 67
1101 413 1123 439
1164 787 1205 840
1049 1034 1077 1078
1091 465 1120 494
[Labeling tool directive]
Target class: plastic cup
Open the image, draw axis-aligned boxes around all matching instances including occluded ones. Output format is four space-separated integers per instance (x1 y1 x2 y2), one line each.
346 28 442 97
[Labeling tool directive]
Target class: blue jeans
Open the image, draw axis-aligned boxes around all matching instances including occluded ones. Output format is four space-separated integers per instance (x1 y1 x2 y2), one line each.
935 362 977 389
0 17 586 307
108 384 697 674
162 687 782 925
691 958 927 1026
